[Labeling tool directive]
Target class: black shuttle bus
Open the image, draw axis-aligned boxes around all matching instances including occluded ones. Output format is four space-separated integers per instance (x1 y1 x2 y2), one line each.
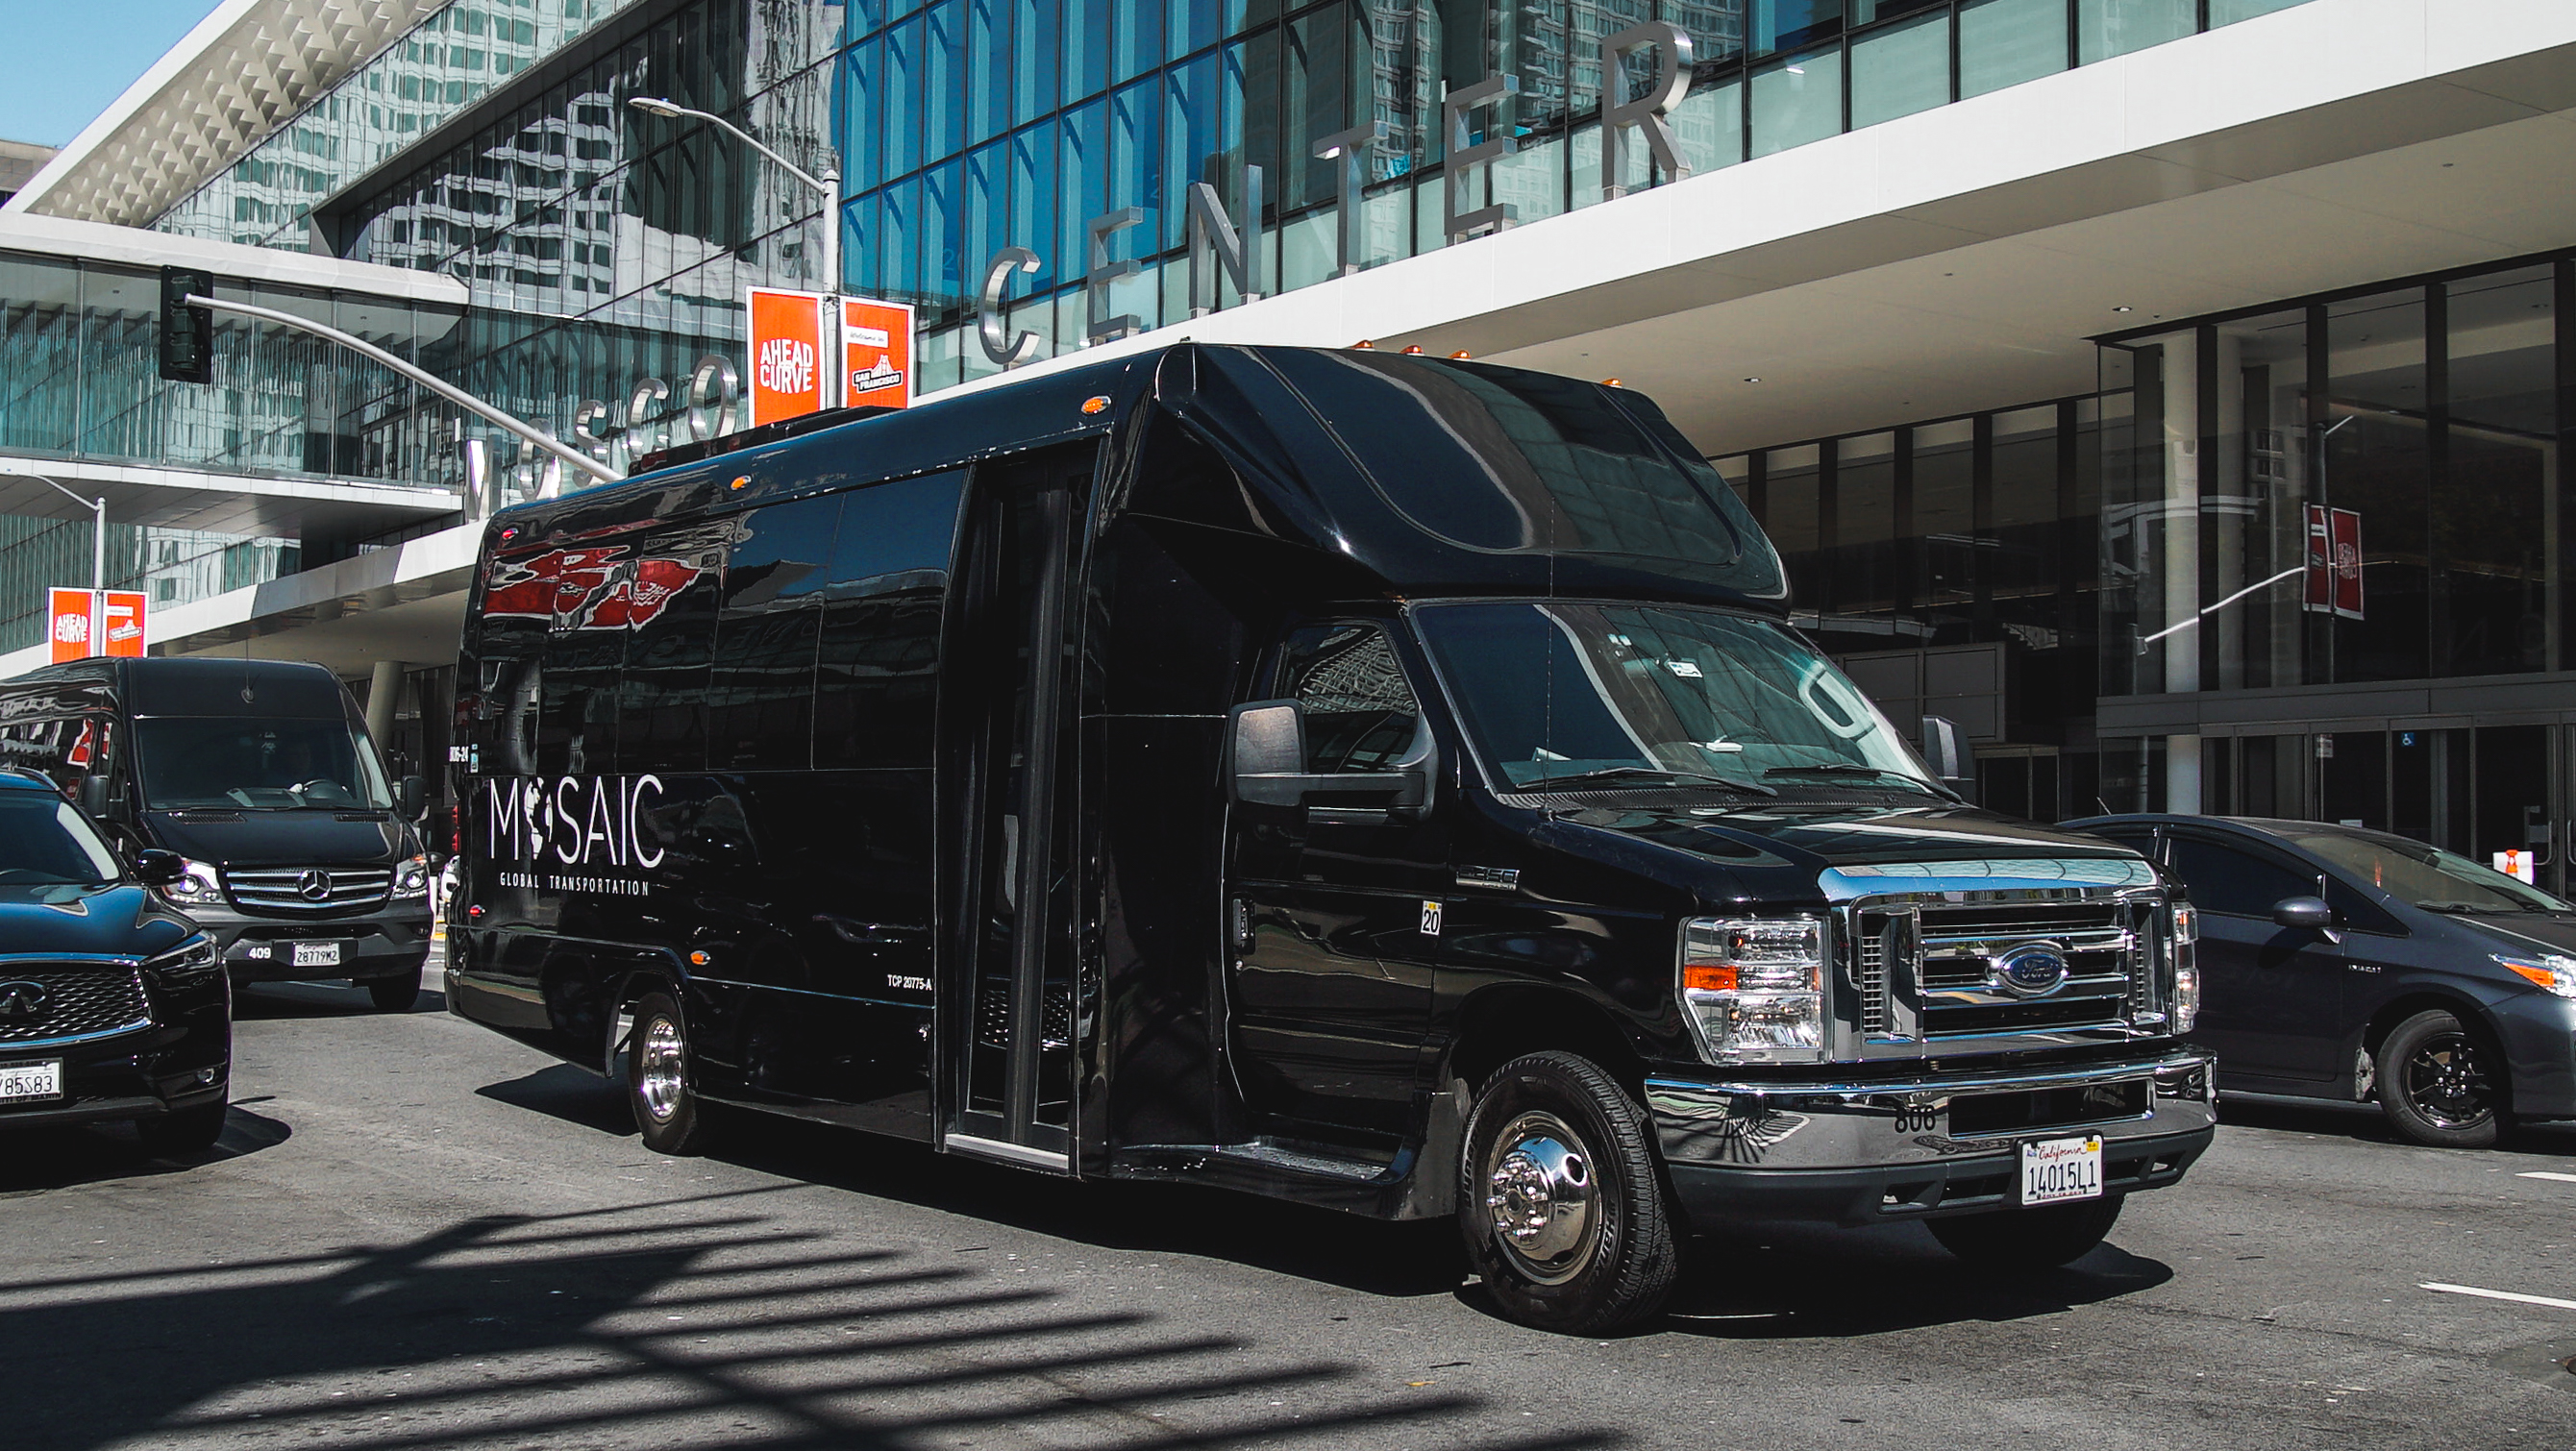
449 344 2215 1333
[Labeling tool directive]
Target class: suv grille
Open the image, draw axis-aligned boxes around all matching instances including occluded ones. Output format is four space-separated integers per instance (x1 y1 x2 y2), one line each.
226 867 392 913
1852 898 2145 1042
0 964 150 1045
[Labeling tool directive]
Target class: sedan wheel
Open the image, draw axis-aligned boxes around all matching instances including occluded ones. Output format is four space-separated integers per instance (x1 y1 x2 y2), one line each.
2376 1009 2504 1149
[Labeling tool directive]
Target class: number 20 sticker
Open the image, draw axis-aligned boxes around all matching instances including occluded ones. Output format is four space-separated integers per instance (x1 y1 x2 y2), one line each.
1420 900 1443 936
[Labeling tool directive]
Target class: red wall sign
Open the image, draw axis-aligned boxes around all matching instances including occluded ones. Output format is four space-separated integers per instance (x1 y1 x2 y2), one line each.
2303 504 2363 621
841 296 916 410
747 286 827 426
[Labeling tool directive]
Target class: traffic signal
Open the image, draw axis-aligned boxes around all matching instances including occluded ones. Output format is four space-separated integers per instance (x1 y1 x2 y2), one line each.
159 266 213 383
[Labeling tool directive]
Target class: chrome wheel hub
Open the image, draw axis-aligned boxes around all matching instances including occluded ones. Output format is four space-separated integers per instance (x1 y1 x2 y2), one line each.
1483 1111 1599 1285
636 1017 686 1123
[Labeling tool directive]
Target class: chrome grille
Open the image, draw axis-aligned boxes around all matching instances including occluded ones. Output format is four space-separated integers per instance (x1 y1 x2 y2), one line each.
1849 897 2144 1044
226 866 392 913
0 964 149 1045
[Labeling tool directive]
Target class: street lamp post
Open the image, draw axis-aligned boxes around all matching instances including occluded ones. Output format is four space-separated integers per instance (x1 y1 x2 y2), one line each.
32 474 107 597
629 97 843 405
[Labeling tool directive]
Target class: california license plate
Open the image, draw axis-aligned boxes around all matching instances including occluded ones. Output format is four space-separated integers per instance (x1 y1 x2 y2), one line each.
0 1060 63 1104
2020 1134 2105 1205
292 941 342 968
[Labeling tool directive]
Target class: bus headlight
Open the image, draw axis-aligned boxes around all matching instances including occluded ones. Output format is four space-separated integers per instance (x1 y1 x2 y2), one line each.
1679 917 1829 1064
2170 903 2200 1033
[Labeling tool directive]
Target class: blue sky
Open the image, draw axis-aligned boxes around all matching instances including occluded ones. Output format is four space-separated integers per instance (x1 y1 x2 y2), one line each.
0 1 225 148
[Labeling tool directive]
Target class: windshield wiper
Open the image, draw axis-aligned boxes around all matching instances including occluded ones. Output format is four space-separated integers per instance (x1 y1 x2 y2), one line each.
1528 766 1776 796
1763 763 1942 790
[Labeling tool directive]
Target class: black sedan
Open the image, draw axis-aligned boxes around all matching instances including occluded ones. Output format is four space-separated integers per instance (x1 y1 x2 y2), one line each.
2067 815 2576 1149
0 770 231 1152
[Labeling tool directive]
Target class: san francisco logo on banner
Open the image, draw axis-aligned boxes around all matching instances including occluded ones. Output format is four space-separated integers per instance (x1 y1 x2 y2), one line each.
747 286 826 427
47 589 147 664
842 296 915 409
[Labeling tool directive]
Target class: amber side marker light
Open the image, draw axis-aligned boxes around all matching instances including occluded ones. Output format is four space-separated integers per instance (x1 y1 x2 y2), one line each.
1682 964 1739 993
689 949 712 966
729 476 750 490
1081 395 1112 414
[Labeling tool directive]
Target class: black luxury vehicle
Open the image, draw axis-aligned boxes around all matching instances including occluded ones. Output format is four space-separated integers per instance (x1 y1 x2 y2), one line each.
2069 814 2576 1147
0 768 231 1152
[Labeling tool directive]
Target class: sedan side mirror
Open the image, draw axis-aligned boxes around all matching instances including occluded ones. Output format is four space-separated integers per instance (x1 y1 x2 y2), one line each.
2272 896 2335 931
133 848 186 887
1227 700 1429 810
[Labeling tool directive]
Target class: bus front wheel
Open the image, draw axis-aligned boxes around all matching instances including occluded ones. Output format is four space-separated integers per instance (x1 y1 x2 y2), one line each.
1458 1050 1680 1335
627 992 716 1155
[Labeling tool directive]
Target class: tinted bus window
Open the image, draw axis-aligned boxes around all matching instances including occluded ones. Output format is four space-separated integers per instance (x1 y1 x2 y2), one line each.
816 471 967 770
617 522 732 774
473 550 556 776
711 495 842 772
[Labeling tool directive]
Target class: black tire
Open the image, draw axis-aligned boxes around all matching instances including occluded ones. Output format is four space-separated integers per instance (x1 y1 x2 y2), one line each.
627 991 716 1155
2376 1008 2505 1148
366 962 424 1012
1458 1050 1680 1335
135 1100 229 1156
1928 1195 2123 1271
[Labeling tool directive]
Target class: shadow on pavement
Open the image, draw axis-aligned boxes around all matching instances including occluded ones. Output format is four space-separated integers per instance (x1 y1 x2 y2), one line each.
0 1105 291 1194
234 982 448 1021
9 1187 1627 1451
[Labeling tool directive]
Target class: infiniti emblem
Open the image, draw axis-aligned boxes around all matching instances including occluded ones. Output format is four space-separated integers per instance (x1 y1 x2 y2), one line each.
297 869 334 902
0 981 49 1021
1991 942 2070 998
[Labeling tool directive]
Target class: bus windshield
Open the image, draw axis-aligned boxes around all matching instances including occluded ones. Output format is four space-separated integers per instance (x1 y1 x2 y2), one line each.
1413 602 1941 795
133 718 393 811
0 794 124 886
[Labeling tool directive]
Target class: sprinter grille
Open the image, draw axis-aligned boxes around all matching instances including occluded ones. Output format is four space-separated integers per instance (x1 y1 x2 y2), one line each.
226 867 392 913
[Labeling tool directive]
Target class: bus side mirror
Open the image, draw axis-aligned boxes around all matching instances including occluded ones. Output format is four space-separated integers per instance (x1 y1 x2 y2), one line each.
1227 701 1430 810
1920 716 1977 802
397 775 425 818
76 774 122 820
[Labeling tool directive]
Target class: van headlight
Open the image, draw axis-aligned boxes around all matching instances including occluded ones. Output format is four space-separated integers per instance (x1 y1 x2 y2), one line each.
146 935 222 984
161 858 226 907
392 854 431 898
1679 917 1830 1064
2170 902 2200 1032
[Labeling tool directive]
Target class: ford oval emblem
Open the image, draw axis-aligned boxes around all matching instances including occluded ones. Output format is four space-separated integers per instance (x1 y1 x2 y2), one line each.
1993 943 2070 998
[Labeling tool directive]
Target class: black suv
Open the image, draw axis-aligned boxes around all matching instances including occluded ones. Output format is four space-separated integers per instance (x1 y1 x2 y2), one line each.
0 770 230 1152
2069 814 2576 1148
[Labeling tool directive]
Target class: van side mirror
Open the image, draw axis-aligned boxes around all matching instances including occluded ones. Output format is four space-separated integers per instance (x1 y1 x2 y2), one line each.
397 775 425 818
133 848 185 886
2272 896 2334 931
76 774 122 820
1227 700 1429 810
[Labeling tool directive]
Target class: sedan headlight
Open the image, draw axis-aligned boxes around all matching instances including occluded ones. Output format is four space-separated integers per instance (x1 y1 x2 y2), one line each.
1679 917 1829 1064
145 935 222 983
2497 953 2576 999
161 858 225 907
2170 902 2200 1033
392 854 432 898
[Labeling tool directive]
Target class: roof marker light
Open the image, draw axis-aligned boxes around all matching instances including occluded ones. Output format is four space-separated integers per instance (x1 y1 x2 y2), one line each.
1449 350 1472 359
1400 345 1424 355
1599 378 1622 387
1351 339 1375 349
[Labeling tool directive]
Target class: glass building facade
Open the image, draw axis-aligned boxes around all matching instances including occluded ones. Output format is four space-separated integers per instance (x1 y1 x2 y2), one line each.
133 0 2319 470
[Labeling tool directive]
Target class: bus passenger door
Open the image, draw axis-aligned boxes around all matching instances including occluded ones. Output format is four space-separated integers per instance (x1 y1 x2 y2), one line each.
1226 622 1445 1141
938 453 1089 1170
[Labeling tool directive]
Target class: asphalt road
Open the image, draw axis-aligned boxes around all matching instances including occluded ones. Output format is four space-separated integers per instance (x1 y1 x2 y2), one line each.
9 983 2576 1451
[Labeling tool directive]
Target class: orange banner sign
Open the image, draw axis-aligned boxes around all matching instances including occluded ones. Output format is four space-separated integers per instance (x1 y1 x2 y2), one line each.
100 591 146 656
841 296 916 410
45 589 144 662
747 286 827 426
47 588 90 663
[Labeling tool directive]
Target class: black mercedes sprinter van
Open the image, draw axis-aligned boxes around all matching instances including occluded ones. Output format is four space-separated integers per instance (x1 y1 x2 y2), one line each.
0 658 433 1010
449 344 2214 1334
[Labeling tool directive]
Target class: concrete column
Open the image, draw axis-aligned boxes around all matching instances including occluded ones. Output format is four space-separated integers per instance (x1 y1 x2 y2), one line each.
2161 332 2201 695
365 659 406 753
2167 732 2202 816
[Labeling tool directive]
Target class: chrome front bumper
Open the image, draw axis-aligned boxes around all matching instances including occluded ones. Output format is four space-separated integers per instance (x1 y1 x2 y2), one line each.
1647 1050 2217 1171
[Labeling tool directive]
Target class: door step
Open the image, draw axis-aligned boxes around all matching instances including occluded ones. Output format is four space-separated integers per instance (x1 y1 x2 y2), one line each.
942 1132 1072 1172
